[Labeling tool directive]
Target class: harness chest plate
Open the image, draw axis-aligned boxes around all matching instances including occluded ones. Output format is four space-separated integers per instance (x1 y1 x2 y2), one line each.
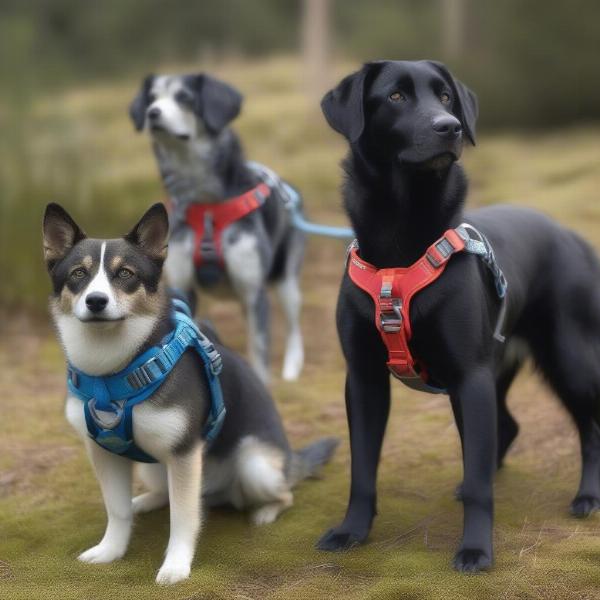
347 225 507 393
67 300 226 462
184 183 270 276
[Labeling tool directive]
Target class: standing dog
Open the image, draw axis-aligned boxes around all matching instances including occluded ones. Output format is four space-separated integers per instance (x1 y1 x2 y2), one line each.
43 202 336 584
317 60 600 572
129 73 306 384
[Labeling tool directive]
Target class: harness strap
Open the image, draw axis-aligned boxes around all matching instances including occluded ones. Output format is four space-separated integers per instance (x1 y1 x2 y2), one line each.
347 224 507 392
68 301 226 462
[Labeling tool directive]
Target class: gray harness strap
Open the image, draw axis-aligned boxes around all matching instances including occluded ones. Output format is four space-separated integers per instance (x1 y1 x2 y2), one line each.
456 223 508 342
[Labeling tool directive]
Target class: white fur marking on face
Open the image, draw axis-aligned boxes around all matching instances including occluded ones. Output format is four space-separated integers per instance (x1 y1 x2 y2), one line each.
148 76 197 139
74 242 120 321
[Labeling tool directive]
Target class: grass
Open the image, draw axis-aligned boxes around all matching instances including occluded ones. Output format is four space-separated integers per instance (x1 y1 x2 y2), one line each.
2 57 600 599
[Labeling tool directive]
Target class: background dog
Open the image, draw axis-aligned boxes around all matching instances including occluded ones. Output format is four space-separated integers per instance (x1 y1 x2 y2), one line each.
129 73 306 384
43 202 336 585
317 60 600 572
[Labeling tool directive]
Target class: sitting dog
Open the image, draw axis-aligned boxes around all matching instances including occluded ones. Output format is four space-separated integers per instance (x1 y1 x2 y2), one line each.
316 60 600 572
129 73 306 384
43 202 337 585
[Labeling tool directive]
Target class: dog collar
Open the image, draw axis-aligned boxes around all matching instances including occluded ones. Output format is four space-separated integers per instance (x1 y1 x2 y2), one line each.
347 223 507 393
67 298 225 462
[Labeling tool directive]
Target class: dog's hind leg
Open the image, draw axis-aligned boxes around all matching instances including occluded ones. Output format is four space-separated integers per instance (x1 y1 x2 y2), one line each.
529 313 600 518
230 438 293 525
78 440 133 564
133 463 169 514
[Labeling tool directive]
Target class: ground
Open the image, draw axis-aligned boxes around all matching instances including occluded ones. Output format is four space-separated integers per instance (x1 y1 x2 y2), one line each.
1 58 600 599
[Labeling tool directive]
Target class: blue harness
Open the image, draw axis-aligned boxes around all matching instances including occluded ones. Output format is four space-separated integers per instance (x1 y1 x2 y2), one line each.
67 299 226 462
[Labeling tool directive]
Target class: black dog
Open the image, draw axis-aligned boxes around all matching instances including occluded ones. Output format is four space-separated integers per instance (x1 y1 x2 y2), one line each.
317 60 600 572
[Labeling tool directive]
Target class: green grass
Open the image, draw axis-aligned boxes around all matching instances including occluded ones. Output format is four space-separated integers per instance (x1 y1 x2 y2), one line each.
2 57 600 599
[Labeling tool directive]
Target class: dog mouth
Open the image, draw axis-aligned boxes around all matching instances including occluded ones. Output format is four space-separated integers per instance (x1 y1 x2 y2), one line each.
402 151 458 171
150 125 190 141
79 315 126 325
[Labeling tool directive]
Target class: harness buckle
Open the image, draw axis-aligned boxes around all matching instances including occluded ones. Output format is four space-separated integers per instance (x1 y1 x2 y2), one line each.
380 298 403 333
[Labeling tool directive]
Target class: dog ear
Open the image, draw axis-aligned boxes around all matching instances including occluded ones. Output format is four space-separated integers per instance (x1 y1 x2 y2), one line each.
43 203 87 270
191 74 243 135
129 74 155 132
427 61 478 146
125 203 169 262
321 62 385 143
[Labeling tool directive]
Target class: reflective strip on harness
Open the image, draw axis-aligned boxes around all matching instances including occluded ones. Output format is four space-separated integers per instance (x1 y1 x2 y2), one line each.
184 183 270 269
347 225 507 393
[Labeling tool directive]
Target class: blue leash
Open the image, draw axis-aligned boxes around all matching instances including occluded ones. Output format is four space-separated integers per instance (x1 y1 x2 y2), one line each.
247 161 355 240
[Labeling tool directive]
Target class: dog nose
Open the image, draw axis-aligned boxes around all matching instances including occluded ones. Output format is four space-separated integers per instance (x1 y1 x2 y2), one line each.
147 107 161 121
86 292 109 313
432 115 462 139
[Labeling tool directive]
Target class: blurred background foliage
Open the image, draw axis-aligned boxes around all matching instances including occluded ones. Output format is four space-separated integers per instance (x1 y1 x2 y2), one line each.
0 0 599 314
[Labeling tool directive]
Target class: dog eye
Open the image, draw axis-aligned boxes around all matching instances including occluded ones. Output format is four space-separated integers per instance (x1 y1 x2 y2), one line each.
117 268 134 279
389 91 406 103
70 268 87 279
440 92 451 104
175 90 192 105
147 93 157 103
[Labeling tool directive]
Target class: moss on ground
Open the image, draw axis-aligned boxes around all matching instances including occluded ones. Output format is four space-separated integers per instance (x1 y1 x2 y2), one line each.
2 58 600 599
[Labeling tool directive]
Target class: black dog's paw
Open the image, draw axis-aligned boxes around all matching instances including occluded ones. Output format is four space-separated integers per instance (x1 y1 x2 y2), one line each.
454 482 464 501
453 548 492 573
317 527 366 552
570 495 600 518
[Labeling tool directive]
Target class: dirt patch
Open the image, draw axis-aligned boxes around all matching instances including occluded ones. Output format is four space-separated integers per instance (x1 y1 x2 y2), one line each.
0 441 77 498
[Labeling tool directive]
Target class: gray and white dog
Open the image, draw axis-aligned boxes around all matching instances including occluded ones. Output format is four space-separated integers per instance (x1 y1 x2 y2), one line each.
43 202 337 585
129 73 306 384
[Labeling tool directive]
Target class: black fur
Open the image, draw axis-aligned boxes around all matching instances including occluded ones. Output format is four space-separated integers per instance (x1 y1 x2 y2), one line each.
317 60 600 572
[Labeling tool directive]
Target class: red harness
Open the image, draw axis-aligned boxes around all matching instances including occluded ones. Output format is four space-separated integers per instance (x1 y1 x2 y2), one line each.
347 228 470 390
185 183 271 268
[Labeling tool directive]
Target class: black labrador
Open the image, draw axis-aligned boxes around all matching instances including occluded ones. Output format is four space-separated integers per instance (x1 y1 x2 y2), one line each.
317 59 600 572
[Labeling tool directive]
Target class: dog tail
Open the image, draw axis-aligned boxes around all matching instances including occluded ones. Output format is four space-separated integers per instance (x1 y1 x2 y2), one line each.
289 437 339 486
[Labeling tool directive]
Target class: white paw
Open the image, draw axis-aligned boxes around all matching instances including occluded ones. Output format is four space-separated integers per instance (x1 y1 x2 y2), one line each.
132 492 169 514
251 503 282 526
78 543 125 564
281 339 304 381
282 354 303 381
156 562 191 585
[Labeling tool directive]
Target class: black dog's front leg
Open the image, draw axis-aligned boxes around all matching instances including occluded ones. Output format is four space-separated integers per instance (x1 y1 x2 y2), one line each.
318 362 390 551
451 368 497 572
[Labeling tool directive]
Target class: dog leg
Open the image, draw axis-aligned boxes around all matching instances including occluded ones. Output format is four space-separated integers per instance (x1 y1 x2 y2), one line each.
451 369 496 573
570 419 600 517
317 361 390 551
278 276 304 381
78 440 133 564
165 228 195 298
156 442 204 585
133 463 169 514
243 286 271 385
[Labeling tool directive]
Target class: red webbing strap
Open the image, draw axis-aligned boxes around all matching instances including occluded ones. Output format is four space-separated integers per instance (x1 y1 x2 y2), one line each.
185 183 270 267
347 228 466 382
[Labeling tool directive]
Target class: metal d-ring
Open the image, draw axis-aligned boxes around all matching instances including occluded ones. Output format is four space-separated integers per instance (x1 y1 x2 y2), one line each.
88 398 124 430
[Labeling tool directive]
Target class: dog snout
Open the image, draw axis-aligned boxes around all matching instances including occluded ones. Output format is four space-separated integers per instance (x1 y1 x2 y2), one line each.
431 115 462 140
147 107 161 121
85 292 109 313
